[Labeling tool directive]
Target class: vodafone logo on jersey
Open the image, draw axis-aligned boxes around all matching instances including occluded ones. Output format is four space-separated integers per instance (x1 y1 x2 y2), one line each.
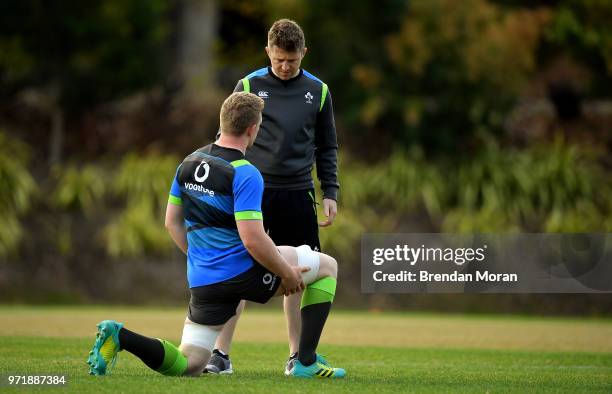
194 161 210 182
184 160 215 197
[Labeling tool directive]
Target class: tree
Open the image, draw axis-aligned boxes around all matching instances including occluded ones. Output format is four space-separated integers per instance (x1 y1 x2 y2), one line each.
0 0 169 164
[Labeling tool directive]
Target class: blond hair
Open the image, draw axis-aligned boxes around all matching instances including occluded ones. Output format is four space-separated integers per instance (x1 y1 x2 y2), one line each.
220 92 264 136
267 19 305 52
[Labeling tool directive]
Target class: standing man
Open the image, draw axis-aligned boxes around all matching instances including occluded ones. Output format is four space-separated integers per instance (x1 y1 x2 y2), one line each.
206 19 339 375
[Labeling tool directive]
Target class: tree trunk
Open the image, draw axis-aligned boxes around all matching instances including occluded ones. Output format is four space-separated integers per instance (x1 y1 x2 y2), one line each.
175 0 219 102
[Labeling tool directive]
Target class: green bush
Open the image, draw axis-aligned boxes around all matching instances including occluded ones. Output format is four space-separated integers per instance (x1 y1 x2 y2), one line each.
0 132 36 256
103 199 172 258
3 136 606 263
442 138 607 232
52 164 106 215
112 153 179 210
321 139 611 263
103 152 180 257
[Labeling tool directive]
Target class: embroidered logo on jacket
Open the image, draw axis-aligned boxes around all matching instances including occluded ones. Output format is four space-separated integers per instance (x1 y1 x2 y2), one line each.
305 91 313 104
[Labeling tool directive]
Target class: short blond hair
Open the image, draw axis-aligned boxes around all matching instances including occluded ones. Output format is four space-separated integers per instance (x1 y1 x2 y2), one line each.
220 92 264 136
268 19 305 52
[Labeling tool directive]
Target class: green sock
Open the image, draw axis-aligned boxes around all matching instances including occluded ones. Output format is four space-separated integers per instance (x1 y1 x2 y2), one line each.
301 277 336 308
299 277 337 365
156 339 188 376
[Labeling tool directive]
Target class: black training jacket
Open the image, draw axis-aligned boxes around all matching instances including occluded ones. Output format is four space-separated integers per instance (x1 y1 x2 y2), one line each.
233 66 339 201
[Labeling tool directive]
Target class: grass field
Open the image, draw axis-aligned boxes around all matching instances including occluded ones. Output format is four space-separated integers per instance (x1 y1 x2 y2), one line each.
1 305 611 393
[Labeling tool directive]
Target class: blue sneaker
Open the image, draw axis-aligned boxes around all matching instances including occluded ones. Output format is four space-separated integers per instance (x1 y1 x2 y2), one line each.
285 353 332 376
87 320 124 376
315 354 332 367
291 355 346 379
284 352 298 376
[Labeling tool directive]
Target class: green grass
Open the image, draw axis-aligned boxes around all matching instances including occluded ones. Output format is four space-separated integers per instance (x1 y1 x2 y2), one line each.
1 307 611 393
2 338 612 393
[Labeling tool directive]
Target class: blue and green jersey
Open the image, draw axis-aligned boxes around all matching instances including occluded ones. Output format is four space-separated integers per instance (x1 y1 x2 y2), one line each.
169 144 263 287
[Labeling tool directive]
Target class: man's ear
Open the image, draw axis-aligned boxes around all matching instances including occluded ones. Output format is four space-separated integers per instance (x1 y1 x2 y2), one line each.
302 47 308 57
246 123 257 138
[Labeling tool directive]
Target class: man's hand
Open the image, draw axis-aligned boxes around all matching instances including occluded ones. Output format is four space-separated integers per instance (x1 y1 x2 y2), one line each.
319 198 337 227
281 266 310 296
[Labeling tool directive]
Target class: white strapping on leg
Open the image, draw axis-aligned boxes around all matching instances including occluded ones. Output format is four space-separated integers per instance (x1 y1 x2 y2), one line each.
295 244 320 285
181 321 220 351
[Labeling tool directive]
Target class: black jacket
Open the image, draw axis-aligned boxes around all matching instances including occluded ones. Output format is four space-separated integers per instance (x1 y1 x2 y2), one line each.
234 67 339 200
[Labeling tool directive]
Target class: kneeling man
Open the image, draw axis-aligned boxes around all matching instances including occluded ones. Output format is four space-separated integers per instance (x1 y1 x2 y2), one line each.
86 92 344 379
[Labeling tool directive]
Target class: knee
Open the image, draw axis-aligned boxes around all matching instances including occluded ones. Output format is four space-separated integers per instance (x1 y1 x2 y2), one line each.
184 358 206 377
278 245 298 267
319 254 338 279
178 346 210 377
328 256 338 278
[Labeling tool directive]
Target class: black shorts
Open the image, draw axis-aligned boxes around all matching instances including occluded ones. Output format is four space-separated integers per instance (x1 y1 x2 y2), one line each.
188 262 281 326
262 188 321 251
